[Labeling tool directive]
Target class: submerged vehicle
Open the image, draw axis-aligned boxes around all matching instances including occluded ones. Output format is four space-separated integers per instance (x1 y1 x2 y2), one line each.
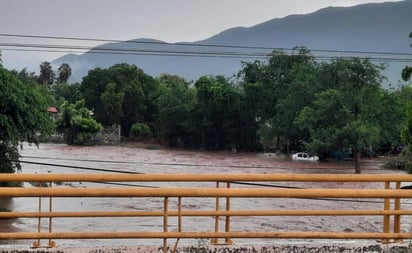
291 152 319 162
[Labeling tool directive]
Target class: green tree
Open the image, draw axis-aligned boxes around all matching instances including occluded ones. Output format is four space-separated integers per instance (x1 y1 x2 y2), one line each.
398 85 412 105
238 60 268 128
155 74 196 146
100 82 124 125
57 63 72 83
79 67 109 124
401 102 412 153
297 58 384 173
373 89 404 150
398 85 412 162
13 68 38 83
193 76 245 150
402 32 412 82
39 61 55 85
0 66 53 175
110 64 159 135
57 100 102 145
121 80 146 135
403 67 412 82
266 51 317 153
11 68 58 114
81 63 159 136
52 82 81 105
239 47 316 153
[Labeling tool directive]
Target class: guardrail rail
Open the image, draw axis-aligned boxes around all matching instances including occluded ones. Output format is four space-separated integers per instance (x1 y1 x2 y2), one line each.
0 173 412 252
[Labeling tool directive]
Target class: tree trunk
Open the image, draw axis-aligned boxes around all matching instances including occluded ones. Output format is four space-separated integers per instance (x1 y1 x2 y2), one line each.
354 151 361 174
286 138 290 156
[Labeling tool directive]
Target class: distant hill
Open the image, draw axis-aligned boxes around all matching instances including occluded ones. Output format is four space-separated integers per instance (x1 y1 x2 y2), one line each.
53 0 412 85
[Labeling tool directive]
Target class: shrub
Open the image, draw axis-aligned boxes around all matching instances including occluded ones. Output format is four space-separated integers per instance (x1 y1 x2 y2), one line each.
131 123 152 138
57 100 102 145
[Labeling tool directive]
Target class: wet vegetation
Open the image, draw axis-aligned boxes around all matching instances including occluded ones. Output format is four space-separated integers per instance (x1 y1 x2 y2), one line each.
1 44 412 173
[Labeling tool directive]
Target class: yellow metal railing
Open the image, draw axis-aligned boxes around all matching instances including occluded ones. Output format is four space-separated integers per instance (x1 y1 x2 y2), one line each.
1 173 412 251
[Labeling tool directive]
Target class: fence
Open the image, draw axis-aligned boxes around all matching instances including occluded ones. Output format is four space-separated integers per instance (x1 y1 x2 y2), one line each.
1 173 412 252
96 125 121 145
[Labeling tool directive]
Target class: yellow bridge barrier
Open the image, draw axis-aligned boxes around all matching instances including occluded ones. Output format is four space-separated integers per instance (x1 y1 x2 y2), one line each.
1 173 412 252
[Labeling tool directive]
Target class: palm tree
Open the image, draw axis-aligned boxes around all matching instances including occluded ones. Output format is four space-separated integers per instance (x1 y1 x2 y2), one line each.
58 63 72 83
39 61 54 85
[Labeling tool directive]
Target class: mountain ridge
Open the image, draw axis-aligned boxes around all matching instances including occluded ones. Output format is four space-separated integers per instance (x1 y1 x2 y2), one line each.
53 0 412 84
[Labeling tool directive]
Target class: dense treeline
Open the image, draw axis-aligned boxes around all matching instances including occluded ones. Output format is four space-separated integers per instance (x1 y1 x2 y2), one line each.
52 49 412 172
2 47 412 173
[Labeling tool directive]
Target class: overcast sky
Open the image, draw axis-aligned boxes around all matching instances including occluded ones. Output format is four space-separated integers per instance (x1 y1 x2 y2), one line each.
0 0 403 71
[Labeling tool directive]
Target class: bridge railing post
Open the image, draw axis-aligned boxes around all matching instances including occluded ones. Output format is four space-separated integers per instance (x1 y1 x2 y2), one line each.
163 197 169 253
211 181 220 245
32 181 42 248
48 178 56 248
394 182 402 242
225 182 233 245
383 181 391 244
32 180 56 249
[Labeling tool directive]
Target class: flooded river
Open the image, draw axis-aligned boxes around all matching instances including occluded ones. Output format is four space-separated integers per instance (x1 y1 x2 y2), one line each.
1 143 411 247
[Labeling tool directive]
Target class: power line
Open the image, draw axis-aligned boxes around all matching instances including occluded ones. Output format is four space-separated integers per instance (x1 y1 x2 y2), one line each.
19 157 293 170
90 181 158 188
0 33 411 62
1 33 412 57
1 43 411 63
15 160 144 174
0 42 271 59
22 155 287 169
0 47 268 59
0 33 276 52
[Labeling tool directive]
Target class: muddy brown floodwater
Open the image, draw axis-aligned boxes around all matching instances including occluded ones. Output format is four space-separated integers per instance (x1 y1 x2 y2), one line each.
1 143 412 248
